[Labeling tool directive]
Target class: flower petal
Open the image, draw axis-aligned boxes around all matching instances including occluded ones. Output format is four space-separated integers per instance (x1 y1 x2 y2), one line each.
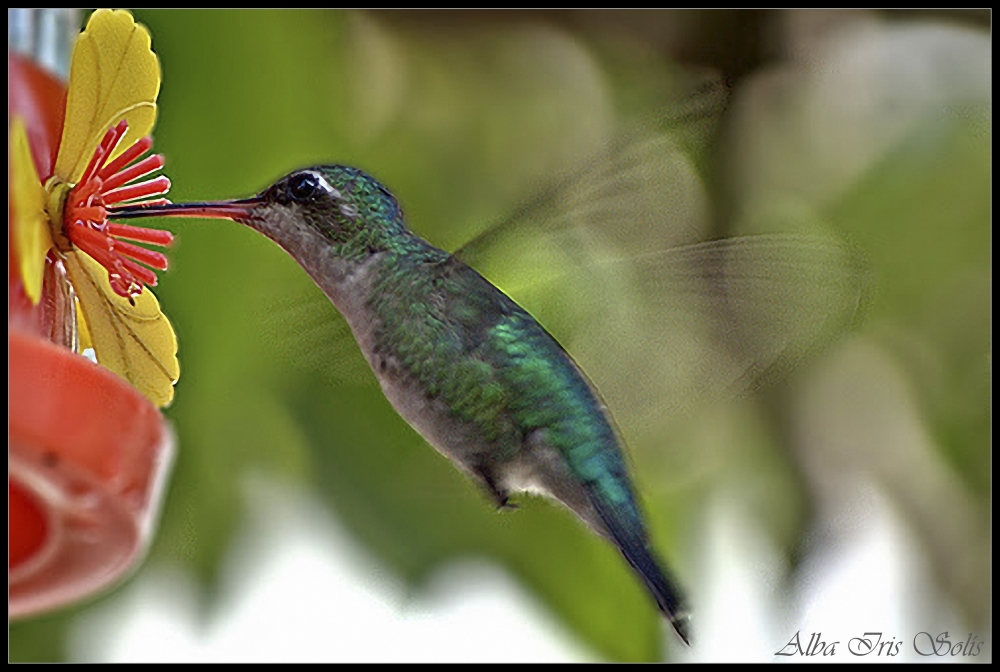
54 9 160 184
63 249 179 407
75 296 94 352
10 116 54 304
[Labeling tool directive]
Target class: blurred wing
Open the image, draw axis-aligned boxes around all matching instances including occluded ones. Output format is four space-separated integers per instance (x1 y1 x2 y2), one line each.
254 290 374 387
455 83 870 436
458 75 730 264
568 235 869 428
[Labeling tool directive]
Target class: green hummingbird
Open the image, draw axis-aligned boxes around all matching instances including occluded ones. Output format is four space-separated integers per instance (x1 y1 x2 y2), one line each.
111 85 867 645
113 163 698 644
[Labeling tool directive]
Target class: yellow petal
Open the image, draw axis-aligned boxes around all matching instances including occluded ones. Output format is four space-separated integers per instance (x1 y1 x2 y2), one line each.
75 295 94 352
55 9 161 183
63 250 179 407
10 117 54 304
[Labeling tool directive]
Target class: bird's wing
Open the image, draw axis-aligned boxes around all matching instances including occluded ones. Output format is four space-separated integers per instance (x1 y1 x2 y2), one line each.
454 78 871 440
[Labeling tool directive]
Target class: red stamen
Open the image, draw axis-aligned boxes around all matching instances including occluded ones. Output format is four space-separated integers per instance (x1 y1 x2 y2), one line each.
78 144 108 190
68 224 117 265
101 154 165 192
66 222 110 250
70 205 107 223
106 223 174 245
98 135 153 182
103 176 171 205
109 274 139 299
79 120 127 186
75 238 139 299
72 175 104 207
60 120 175 299
119 257 158 287
112 239 169 270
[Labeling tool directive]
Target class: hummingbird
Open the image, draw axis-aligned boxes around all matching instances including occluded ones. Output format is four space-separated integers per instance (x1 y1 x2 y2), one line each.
112 164 693 644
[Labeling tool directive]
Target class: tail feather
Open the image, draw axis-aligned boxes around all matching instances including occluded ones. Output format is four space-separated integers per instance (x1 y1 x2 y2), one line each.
587 491 692 645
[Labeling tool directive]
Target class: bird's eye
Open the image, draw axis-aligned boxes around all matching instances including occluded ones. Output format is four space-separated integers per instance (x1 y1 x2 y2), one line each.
288 172 323 202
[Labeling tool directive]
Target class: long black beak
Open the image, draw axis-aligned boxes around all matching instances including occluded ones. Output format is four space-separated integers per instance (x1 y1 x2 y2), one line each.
109 196 264 223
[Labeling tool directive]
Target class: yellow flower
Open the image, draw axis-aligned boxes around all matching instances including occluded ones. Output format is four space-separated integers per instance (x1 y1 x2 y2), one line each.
9 9 180 407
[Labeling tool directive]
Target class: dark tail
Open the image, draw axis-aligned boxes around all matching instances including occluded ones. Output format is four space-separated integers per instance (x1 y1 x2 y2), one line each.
588 492 692 645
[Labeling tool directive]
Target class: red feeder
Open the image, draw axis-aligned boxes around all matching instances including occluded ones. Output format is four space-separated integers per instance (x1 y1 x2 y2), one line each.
8 329 174 618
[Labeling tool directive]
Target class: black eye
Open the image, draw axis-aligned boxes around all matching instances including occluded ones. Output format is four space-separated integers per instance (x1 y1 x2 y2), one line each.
288 172 322 202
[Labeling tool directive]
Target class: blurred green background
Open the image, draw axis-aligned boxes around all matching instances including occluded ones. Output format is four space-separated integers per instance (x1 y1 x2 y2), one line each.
10 9 990 662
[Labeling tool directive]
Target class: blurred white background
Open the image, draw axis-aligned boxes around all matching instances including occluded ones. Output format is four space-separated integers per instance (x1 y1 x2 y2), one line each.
69 469 988 662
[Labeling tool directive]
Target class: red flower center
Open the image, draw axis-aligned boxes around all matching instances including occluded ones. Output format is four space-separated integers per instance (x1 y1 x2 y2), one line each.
63 119 174 299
